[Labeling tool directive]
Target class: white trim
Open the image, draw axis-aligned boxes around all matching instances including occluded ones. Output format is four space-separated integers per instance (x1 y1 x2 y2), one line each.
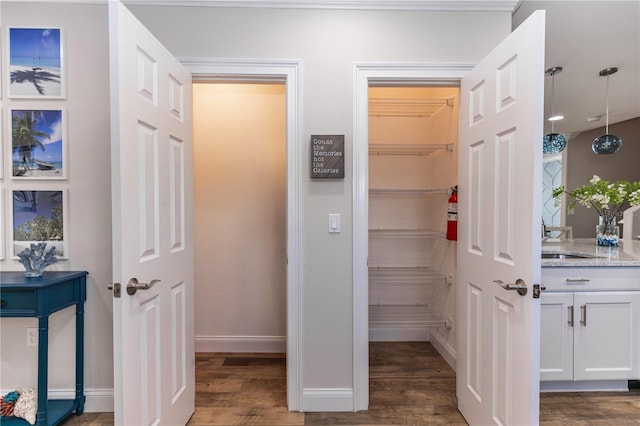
540 380 629 393
194 335 286 353
302 388 354 412
19 0 520 11
430 329 457 370
369 328 430 342
352 62 473 412
124 0 520 11
181 57 303 412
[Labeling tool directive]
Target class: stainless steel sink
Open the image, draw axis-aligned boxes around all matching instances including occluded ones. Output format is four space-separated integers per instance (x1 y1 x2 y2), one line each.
541 252 595 259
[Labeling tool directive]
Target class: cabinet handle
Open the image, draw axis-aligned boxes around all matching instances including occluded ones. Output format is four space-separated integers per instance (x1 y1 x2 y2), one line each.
0 299 5 308
566 278 590 283
568 305 574 327
580 304 587 326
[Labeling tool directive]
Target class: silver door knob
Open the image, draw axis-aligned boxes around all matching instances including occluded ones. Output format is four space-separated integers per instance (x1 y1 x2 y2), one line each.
493 279 528 296
126 277 160 296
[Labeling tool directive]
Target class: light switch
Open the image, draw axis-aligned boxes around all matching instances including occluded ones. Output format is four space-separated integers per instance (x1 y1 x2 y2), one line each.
329 213 341 234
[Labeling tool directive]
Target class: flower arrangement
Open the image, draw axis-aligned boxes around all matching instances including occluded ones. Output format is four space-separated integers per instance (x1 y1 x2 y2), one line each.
553 175 640 245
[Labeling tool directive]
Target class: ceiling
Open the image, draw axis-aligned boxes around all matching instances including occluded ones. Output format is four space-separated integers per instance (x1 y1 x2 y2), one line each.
513 1 640 138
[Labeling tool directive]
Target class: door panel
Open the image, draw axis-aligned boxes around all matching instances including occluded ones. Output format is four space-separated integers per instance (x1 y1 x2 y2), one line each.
457 10 545 425
109 1 195 424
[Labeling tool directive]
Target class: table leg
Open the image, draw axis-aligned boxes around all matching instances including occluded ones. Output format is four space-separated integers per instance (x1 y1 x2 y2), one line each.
75 298 85 415
36 315 48 426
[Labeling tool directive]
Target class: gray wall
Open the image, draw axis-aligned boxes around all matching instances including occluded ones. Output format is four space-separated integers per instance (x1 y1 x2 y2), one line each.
1 1 512 410
566 117 640 237
1 2 114 411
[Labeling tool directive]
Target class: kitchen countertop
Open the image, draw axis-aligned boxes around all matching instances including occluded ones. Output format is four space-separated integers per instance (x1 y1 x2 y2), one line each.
542 238 640 267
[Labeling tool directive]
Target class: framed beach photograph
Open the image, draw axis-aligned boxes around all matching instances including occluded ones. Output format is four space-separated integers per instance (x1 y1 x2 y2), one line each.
11 189 67 258
11 108 66 179
8 27 65 99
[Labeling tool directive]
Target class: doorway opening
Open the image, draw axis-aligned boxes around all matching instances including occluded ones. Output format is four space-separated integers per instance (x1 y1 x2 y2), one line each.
352 64 471 410
365 84 460 413
185 59 303 411
192 81 287 352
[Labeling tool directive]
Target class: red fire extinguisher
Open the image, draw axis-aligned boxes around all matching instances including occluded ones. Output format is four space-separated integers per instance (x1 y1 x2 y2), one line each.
447 186 458 241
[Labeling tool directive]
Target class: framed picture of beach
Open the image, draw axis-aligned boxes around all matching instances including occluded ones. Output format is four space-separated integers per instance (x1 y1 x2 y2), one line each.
11 189 67 258
11 108 67 180
8 27 65 99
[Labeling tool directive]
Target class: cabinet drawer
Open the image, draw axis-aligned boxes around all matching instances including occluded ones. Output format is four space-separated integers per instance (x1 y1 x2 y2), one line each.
0 289 36 315
541 267 640 291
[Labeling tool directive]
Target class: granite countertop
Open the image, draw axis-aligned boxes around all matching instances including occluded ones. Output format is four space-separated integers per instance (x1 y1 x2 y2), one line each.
542 238 640 267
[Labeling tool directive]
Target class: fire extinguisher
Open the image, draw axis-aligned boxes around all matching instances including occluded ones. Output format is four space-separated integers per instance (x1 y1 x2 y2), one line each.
447 186 458 241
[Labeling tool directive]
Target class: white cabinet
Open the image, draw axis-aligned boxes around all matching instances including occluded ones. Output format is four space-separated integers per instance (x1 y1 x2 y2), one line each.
540 269 640 383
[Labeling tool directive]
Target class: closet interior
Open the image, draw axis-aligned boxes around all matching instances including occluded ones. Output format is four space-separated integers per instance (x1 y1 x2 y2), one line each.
368 86 459 350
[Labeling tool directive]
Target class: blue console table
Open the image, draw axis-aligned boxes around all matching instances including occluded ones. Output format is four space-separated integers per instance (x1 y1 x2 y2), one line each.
0 271 87 426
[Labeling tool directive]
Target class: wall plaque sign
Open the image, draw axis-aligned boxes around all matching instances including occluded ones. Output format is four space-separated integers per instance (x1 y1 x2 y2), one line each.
310 135 345 178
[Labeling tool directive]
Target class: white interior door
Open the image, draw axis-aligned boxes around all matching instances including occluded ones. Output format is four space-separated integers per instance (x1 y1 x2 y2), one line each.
457 10 544 425
109 1 195 424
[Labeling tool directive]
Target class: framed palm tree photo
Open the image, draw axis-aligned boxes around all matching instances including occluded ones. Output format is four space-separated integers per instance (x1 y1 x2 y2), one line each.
11 108 67 180
11 189 67 258
8 27 65 99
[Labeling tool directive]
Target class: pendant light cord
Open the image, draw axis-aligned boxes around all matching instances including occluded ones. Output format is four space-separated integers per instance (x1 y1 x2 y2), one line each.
551 72 556 133
605 74 610 134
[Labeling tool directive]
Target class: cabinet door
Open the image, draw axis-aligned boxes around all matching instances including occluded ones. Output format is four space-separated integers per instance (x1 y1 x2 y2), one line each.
574 291 640 381
540 292 574 381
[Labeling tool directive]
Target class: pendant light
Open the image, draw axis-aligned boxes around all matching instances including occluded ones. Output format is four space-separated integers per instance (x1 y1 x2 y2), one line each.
592 67 622 154
543 66 566 154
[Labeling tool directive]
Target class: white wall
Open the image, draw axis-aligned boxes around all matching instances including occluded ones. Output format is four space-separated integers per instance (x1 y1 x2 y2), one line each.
0 2 113 411
129 4 511 402
192 83 287 352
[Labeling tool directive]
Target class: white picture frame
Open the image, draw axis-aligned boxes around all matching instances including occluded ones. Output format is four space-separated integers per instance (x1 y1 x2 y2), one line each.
10 108 67 180
11 188 68 258
7 27 65 99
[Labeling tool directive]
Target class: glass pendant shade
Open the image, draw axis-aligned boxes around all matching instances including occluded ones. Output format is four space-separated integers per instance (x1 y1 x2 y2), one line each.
543 66 566 154
543 133 567 154
593 67 622 155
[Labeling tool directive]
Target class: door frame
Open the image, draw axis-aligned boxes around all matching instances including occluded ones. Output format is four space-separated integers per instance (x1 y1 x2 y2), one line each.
352 63 473 411
180 58 304 411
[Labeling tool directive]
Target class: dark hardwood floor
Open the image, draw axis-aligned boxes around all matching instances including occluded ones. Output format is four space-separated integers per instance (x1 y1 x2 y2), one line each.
61 342 640 425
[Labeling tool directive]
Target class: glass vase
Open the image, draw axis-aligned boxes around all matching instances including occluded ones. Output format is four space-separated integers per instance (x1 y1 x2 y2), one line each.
596 216 619 246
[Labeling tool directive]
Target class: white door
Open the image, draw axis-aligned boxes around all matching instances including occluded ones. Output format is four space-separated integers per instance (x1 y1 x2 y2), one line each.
457 10 544 425
109 1 195 425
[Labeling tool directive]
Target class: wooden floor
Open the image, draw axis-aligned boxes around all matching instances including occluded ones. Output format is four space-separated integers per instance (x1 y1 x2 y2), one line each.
61 342 640 425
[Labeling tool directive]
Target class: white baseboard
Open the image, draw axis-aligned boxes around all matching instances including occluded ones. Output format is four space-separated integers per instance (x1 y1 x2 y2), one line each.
369 328 430 342
540 380 629 392
194 335 286 353
302 388 354 412
430 330 457 371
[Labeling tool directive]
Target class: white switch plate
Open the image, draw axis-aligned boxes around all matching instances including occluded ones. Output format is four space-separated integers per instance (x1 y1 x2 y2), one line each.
329 213 340 233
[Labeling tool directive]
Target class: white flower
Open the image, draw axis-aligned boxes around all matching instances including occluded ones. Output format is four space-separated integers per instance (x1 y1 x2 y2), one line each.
589 175 601 185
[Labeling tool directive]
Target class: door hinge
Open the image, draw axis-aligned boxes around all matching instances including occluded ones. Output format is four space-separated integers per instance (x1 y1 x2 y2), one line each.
533 283 546 299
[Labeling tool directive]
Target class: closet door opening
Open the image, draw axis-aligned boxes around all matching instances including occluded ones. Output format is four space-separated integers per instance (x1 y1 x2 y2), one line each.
367 85 460 384
192 82 288 358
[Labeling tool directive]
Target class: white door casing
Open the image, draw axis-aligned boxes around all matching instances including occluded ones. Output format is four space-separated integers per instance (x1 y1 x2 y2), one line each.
457 10 544 426
109 1 195 424
353 63 473 411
